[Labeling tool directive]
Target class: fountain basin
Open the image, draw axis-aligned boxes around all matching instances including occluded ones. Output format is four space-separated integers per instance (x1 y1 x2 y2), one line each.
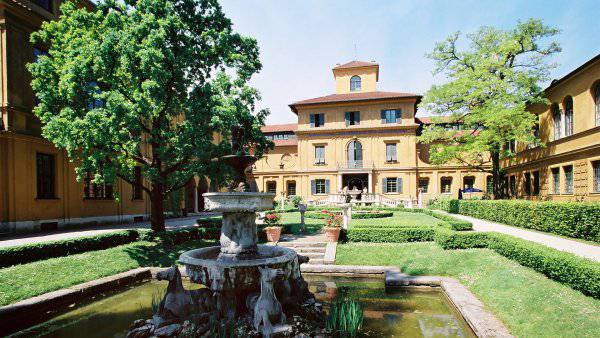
203 192 275 212
179 244 298 291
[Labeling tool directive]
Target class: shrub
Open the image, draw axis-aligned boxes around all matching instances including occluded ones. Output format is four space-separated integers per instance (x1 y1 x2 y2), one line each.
264 212 281 226
427 198 460 213
486 233 600 298
433 200 600 242
289 195 303 208
0 230 140 268
351 211 393 219
434 228 489 249
346 227 436 243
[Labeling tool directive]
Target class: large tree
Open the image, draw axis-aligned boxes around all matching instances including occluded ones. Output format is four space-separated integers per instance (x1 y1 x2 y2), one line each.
28 0 272 231
418 19 560 198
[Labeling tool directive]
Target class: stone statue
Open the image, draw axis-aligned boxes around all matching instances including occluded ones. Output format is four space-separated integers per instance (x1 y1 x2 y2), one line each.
298 203 307 233
253 267 286 337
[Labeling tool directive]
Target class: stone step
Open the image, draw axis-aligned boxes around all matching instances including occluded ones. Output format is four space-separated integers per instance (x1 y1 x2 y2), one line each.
308 258 324 265
293 247 326 253
296 252 324 259
277 242 327 248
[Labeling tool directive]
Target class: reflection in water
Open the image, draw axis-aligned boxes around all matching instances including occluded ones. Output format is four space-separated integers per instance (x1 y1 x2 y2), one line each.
13 276 474 338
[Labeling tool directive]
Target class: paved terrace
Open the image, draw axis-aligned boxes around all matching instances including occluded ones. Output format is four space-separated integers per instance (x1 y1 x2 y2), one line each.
446 213 600 262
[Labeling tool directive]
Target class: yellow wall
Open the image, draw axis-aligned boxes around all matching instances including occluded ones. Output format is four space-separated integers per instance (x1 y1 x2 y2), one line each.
504 57 600 201
333 66 378 94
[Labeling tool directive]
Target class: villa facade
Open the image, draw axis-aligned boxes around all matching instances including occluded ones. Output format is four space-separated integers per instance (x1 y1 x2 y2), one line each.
249 61 491 205
504 53 600 201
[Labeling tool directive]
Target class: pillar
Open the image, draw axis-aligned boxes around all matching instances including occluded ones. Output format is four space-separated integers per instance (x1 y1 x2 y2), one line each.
193 185 199 213
368 172 373 193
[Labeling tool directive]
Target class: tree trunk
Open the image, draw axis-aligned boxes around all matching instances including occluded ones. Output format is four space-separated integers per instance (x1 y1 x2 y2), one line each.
150 183 166 232
491 148 503 199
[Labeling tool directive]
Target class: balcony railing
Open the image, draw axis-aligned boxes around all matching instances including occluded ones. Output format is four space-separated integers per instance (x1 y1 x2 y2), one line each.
336 161 375 170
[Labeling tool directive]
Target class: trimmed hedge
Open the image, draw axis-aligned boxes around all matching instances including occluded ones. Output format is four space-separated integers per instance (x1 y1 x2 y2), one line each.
0 230 140 268
431 199 600 242
306 210 394 220
400 208 473 231
346 227 436 243
434 228 489 249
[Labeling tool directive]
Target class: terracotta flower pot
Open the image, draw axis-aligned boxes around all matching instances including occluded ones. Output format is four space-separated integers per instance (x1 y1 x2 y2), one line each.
324 227 341 242
265 226 282 243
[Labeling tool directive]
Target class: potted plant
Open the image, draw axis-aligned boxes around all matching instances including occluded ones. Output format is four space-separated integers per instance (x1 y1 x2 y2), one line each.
264 212 282 243
323 210 342 242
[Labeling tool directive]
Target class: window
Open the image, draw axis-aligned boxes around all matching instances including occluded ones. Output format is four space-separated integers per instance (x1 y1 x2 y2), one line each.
563 96 573 137
463 176 475 189
310 113 324 128
36 153 55 199
287 181 296 196
564 165 573 194
533 171 540 195
314 145 325 165
382 177 401 193
381 109 401 124
350 75 361 91
486 176 493 193
132 166 143 200
524 172 531 195
347 140 363 168
418 178 429 193
266 181 277 194
345 111 360 126
593 161 600 193
33 0 52 12
552 104 562 140
551 168 560 194
312 179 329 195
509 175 516 196
441 177 452 194
385 143 397 162
84 172 114 200
595 84 600 126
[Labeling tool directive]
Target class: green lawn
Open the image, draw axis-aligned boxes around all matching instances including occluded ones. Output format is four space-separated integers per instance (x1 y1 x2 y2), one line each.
0 240 213 306
337 242 600 338
278 212 324 234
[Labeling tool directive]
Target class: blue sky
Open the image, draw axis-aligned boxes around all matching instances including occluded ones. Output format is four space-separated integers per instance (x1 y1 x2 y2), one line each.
220 0 600 124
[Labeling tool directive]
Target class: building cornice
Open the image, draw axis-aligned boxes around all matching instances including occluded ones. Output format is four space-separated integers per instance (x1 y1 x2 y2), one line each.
295 124 419 137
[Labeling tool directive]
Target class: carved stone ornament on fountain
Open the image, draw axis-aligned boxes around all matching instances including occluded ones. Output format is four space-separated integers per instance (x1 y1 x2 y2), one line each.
128 127 323 337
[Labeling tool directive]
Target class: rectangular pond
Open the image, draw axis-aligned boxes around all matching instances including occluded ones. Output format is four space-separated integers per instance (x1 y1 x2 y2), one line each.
11 275 475 337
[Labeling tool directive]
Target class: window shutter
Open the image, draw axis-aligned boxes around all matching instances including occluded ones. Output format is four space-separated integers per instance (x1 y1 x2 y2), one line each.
345 112 350 126
320 113 324 125
310 114 315 127
355 112 360 125
382 177 387 193
325 180 330 194
396 109 402 121
392 144 397 161
381 110 386 124
398 178 403 193
386 144 391 161
311 180 316 195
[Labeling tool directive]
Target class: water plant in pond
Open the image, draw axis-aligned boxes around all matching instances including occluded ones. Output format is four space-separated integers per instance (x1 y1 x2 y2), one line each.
150 287 166 315
326 293 364 337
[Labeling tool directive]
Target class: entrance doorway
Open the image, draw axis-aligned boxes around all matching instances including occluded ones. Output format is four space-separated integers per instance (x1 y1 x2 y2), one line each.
342 174 368 191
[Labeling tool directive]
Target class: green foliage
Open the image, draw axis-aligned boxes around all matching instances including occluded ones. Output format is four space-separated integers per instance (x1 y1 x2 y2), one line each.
27 0 272 231
418 19 561 197
435 199 600 242
305 210 393 219
166 188 184 217
434 228 490 249
427 198 460 213
346 227 436 243
151 287 166 315
290 195 303 208
326 295 364 337
399 207 473 230
0 230 139 268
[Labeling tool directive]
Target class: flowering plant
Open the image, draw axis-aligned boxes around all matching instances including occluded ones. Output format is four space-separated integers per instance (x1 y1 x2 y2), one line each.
264 212 281 227
322 210 342 228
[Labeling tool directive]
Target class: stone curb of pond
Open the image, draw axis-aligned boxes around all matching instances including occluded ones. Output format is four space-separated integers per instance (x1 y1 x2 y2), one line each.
0 267 152 336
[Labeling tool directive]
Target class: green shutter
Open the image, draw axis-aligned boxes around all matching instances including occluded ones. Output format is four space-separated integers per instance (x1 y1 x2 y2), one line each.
345 112 350 126
381 110 386 124
311 180 316 195
325 180 330 194
310 114 315 127
382 177 387 193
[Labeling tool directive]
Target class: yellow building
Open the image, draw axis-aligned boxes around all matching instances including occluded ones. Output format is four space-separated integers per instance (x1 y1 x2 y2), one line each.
504 53 600 201
0 0 157 232
250 61 492 206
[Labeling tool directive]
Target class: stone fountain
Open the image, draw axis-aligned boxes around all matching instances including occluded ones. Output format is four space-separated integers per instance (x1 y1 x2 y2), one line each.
128 128 321 337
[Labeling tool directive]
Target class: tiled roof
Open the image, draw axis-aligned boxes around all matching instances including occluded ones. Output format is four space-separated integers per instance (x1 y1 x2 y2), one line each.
333 60 378 70
290 91 420 111
261 123 297 133
273 139 298 147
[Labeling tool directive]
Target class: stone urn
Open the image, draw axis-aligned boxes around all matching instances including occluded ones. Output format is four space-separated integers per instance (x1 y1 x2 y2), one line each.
324 227 341 242
265 226 282 243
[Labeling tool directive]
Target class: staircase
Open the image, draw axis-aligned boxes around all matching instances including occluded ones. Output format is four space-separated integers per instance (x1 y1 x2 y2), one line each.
277 240 328 265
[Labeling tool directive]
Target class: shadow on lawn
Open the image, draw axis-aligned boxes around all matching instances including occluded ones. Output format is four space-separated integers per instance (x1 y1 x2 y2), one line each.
283 222 323 236
123 240 216 267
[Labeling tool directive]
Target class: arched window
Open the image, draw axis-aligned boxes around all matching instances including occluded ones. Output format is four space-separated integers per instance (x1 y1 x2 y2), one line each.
594 83 600 126
552 103 562 140
563 96 573 136
347 140 363 168
350 75 361 92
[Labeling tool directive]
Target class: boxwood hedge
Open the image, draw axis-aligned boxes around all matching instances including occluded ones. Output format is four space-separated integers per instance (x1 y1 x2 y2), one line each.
346 227 436 243
430 199 600 242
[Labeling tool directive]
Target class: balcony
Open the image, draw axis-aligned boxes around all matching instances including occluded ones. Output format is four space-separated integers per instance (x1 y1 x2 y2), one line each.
336 161 375 170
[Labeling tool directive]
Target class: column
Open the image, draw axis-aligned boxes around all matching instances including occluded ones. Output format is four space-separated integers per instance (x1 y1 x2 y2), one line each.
338 174 343 192
193 185 199 213
368 172 373 193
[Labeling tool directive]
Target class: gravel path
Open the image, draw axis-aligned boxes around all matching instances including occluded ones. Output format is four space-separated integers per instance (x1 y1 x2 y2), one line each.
446 213 600 262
